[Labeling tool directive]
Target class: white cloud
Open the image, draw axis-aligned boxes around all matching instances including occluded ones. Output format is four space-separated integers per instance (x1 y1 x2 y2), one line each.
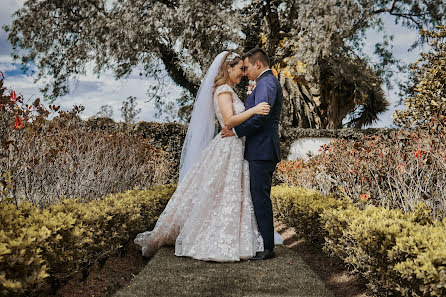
3 66 183 123
3 73 44 100
50 62 184 122
1 0 25 29
0 55 13 63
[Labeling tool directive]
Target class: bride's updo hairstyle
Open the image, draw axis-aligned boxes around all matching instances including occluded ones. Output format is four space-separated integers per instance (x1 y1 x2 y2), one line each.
213 51 242 89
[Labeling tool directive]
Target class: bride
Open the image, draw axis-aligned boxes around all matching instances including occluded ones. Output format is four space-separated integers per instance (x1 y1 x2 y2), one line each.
134 51 283 262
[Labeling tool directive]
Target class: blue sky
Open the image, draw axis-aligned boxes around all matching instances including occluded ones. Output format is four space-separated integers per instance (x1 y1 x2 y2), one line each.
0 0 424 126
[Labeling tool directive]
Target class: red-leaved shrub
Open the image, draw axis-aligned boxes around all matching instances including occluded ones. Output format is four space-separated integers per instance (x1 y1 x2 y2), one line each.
275 119 446 218
1 73 172 207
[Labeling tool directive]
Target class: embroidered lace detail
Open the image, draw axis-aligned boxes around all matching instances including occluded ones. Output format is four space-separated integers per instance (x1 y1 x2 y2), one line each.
134 84 265 262
214 84 246 128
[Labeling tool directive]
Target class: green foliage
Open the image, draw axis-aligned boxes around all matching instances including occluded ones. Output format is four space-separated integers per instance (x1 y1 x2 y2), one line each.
271 185 350 242
275 121 446 218
322 203 444 296
4 0 445 124
0 184 176 297
394 26 446 127
390 220 446 297
319 54 389 128
271 185 446 297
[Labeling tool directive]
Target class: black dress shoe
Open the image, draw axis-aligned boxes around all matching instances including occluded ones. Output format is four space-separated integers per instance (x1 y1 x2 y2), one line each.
249 249 275 260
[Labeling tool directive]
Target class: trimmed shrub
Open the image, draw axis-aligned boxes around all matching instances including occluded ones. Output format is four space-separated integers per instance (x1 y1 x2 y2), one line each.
0 184 176 297
272 185 446 296
1 110 172 206
271 185 350 242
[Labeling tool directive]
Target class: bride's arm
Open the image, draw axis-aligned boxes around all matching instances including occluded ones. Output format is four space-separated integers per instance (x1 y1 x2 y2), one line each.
217 92 270 129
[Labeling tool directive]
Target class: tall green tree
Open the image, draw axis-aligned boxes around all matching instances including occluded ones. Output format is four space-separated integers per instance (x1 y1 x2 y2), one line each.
393 26 446 128
4 0 445 129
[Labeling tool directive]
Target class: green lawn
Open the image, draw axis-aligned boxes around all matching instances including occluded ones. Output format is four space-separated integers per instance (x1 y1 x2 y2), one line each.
113 245 334 297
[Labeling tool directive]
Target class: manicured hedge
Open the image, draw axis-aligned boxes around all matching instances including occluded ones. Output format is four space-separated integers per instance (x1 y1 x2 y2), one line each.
271 185 446 297
0 184 176 297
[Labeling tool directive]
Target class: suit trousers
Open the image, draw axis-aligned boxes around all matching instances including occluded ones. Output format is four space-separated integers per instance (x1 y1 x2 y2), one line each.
248 160 277 251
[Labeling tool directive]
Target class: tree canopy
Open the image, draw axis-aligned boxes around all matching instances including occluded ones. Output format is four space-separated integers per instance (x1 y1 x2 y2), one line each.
4 0 445 128
393 26 446 128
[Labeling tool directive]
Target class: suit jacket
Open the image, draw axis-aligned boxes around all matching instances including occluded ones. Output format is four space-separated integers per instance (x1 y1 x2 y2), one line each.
234 70 283 161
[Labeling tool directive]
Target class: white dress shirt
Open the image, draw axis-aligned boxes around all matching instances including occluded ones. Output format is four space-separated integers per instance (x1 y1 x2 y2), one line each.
256 68 271 81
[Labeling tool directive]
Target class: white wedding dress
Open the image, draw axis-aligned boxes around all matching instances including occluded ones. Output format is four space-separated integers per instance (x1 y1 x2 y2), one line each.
134 84 282 262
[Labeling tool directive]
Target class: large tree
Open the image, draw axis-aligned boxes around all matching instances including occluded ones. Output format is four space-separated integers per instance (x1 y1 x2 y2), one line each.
4 0 445 129
393 25 446 128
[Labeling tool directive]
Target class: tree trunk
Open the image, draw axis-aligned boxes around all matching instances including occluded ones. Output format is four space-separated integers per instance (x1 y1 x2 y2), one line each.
278 75 355 133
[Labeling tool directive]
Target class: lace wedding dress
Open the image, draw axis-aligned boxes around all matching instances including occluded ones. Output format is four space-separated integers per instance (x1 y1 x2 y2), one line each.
134 84 282 262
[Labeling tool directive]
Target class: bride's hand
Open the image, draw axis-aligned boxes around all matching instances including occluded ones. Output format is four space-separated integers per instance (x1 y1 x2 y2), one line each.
252 102 270 115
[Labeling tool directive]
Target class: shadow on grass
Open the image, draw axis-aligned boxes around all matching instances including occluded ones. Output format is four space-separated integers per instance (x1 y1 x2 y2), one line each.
113 243 335 297
40 220 368 297
274 220 369 297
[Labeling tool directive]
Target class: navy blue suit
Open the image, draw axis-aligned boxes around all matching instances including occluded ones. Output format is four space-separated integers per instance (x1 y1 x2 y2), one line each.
234 70 283 251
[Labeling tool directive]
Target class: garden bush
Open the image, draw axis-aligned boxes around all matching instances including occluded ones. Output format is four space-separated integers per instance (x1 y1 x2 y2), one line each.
271 185 350 242
5 125 171 207
322 202 445 296
275 119 446 218
0 184 176 297
1 74 172 206
271 184 446 296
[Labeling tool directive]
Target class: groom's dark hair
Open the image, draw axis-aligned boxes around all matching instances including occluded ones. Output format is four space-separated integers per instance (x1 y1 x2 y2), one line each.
242 48 270 67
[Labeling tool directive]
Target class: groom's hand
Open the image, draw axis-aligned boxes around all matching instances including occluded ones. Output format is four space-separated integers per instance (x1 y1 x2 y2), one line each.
221 126 235 138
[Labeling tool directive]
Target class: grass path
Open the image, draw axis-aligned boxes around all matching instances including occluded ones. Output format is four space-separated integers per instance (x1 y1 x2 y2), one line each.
113 244 334 297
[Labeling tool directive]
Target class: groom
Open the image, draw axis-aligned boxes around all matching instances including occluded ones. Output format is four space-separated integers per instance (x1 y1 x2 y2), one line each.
221 48 283 260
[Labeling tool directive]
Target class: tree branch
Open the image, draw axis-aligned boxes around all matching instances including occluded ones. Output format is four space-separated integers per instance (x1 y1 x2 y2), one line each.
157 43 199 96
371 0 426 28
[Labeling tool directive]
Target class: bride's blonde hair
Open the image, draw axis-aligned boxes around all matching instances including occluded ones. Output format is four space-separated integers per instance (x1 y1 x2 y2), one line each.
213 51 242 90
